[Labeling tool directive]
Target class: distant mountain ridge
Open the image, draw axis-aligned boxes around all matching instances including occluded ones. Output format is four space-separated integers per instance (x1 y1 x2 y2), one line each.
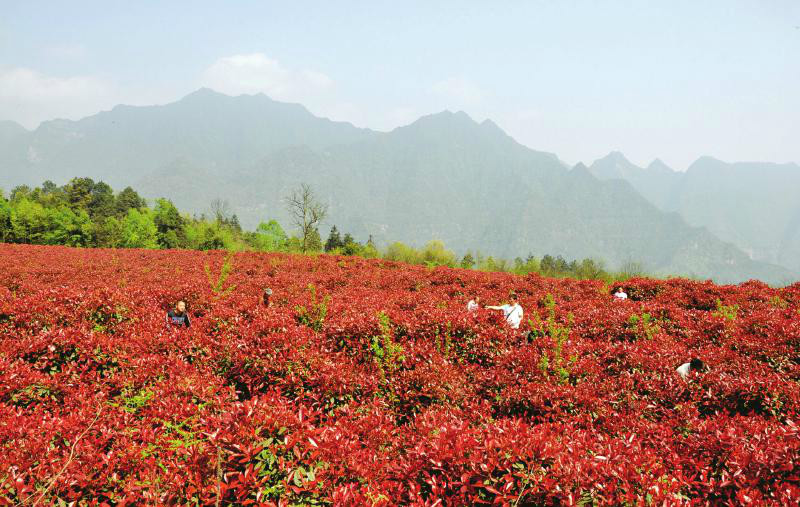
0 88 377 187
0 89 796 285
588 152 800 274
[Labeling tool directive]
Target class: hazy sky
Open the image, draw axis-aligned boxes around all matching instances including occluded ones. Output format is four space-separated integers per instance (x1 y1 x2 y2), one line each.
1 1 798 169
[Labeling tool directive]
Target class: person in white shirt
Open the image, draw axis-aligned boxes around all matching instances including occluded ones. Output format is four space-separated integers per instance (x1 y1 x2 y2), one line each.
487 293 524 330
467 294 481 313
614 287 628 301
676 358 704 380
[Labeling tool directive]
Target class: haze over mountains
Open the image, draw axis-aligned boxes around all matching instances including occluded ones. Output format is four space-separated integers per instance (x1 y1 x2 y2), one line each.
589 152 800 275
0 89 797 285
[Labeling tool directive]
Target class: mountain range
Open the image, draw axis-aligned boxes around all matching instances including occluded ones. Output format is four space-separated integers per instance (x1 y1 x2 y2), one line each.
0 88 797 285
589 152 800 275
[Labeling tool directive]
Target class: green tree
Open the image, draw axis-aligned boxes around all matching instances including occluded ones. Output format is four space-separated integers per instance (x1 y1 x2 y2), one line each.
185 220 234 251
10 185 33 203
540 255 556 275
0 192 11 242
511 254 540 275
41 180 58 194
460 252 476 269
115 187 146 216
577 258 606 280
42 206 93 246
36 181 67 208
229 214 242 232
120 208 158 248
385 241 422 264
421 240 456 267
324 225 343 252
94 216 124 248
10 198 48 243
254 220 288 251
63 177 96 211
88 181 115 219
199 224 229 250
286 236 303 252
341 232 362 255
153 198 186 249
307 227 323 252
479 255 509 272
361 238 379 258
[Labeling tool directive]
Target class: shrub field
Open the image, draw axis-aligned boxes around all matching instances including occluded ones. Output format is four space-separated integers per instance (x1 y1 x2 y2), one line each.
1 244 799 505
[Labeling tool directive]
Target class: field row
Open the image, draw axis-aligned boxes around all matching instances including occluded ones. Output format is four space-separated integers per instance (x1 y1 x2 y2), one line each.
1 244 799 505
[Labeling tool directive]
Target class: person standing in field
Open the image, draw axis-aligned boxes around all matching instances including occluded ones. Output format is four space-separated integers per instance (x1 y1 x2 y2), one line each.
614 287 628 300
467 293 481 313
263 288 273 307
166 300 190 328
487 293 524 329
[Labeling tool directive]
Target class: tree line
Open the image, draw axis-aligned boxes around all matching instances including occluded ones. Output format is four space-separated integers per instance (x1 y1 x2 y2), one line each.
0 178 645 282
0 179 249 250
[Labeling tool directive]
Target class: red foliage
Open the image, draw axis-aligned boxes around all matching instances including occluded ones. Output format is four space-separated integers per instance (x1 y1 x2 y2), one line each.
1 244 799 505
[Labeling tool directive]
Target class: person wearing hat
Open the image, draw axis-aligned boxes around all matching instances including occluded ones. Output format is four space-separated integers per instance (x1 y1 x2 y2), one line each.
262 288 273 307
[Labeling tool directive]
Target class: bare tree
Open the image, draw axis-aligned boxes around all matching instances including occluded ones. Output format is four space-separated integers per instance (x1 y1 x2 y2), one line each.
285 183 328 252
619 259 646 279
210 198 232 224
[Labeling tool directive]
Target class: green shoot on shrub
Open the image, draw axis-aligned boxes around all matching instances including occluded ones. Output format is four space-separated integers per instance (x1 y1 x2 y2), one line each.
295 283 330 332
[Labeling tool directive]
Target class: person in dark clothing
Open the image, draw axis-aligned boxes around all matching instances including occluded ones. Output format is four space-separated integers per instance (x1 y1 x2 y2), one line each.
166 300 190 328
263 288 273 307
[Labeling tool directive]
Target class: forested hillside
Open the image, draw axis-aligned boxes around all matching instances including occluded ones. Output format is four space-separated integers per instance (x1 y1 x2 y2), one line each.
1 90 795 284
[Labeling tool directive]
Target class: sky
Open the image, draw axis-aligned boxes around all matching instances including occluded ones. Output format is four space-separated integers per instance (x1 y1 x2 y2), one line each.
1 0 798 169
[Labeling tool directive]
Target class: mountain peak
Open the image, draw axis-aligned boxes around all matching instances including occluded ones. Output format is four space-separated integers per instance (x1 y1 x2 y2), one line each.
693 155 724 165
414 110 476 126
601 151 633 164
571 162 591 175
0 120 28 135
687 156 727 173
182 87 230 100
394 110 482 136
647 158 674 173
479 118 510 136
179 88 282 106
589 151 641 173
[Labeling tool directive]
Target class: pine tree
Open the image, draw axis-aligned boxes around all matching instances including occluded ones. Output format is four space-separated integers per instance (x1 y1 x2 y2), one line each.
325 225 343 252
460 252 476 269
230 214 242 232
